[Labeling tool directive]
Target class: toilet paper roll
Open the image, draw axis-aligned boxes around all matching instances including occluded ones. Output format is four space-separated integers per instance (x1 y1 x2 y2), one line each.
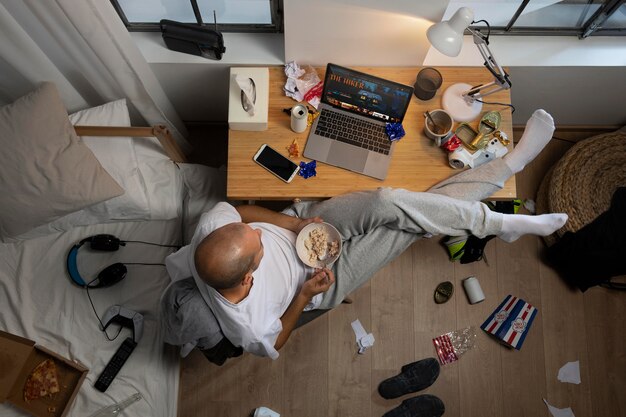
463 276 485 304
290 103 308 133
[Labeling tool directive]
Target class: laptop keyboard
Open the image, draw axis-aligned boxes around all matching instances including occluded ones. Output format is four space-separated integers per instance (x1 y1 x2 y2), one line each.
314 110 391 155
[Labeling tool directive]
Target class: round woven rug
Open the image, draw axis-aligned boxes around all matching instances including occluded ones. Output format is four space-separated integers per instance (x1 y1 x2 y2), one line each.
536 130 626 246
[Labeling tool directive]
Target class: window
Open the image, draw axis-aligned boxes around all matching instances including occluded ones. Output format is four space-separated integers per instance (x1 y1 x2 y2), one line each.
110 0 283 32
463 0 626 37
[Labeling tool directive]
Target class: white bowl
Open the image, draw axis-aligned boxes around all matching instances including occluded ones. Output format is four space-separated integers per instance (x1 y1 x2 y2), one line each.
295 222 342 268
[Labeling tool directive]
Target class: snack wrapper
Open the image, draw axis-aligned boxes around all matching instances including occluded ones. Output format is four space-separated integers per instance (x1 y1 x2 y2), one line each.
284 61 323 109
433 326 477 365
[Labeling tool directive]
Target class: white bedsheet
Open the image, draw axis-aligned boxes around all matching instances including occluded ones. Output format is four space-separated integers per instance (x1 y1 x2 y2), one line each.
0 218 180 416
0 163 225 417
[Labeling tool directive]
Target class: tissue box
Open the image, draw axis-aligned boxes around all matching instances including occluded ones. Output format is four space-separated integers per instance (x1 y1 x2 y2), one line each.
0 330 88 417
480 294 537 350
228 67 269 131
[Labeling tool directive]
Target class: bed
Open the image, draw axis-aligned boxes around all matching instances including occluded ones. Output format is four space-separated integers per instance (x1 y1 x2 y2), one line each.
0 83 224 416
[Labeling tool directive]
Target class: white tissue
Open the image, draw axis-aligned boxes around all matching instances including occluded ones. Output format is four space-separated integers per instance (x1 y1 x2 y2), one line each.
523 199 536 214
543 399 576 417
351 319 375 354
253 406 280 417
557 361 581 384
236 75 256 116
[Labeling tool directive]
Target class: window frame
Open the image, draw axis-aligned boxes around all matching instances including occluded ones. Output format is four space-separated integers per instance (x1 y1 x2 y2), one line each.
109 0 284 33
467 0 626 38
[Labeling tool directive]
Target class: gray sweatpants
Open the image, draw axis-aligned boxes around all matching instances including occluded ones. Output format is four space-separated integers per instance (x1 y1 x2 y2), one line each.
284 158 513 309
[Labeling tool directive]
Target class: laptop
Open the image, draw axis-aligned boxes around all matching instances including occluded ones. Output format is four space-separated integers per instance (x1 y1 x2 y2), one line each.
303 63 414 180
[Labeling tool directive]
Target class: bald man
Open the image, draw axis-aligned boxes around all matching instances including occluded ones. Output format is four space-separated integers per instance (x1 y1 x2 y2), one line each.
168 109 567 359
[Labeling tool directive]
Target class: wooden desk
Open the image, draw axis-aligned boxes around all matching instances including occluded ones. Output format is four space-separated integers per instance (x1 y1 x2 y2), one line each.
227 67 515 200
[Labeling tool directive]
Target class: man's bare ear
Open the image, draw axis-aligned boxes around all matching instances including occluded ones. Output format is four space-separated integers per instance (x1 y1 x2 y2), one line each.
242 273 253 286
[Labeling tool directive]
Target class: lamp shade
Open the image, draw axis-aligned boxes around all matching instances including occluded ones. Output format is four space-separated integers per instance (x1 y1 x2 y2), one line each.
427 7 474 57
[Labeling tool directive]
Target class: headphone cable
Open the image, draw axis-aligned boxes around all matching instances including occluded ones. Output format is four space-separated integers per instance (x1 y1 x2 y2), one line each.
121 240 181 249
84 263 166 340
85 278 123 342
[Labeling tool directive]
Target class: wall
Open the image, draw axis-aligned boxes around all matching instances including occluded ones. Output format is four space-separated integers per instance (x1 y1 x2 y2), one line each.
137 0 626 127
134 32 284 122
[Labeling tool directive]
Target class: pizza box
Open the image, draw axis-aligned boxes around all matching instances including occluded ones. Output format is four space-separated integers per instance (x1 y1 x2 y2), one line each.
0 330 88 417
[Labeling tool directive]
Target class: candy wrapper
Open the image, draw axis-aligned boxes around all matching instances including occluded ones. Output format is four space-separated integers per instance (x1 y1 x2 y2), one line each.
385 123 405 141
433 326 477 365
442 135 462 152
298 160 317 179
287 139 300 158
284 61 323 109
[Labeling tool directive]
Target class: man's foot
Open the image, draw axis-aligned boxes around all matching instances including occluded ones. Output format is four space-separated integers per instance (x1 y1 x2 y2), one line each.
378 358 440 399
382 394 445 417
499 213 568 242
503 109 555 174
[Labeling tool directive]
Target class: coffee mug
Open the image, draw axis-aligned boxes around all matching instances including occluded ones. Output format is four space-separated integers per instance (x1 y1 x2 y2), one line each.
424 109 454 146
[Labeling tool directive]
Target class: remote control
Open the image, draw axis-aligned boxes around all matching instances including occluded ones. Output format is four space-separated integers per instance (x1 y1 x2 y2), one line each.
94 337 137 392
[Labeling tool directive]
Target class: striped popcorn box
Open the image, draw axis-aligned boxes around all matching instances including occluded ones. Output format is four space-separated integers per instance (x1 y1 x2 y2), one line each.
480 295 538 350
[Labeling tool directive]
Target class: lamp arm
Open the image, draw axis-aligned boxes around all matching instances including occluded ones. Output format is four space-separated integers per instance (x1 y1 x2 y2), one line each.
466 28 512 96
465 81 506 99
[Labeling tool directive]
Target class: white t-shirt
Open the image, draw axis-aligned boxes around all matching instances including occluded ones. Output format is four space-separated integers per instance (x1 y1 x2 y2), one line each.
165 202 319 359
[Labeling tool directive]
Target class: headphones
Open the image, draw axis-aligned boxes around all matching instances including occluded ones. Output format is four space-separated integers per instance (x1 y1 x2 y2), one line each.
66 234 128 288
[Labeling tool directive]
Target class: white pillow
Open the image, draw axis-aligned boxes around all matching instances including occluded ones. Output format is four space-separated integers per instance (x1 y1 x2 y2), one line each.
68 99 151 220
132 135 184 220
11 99 184 241
72 100 185 221
0 83 124 241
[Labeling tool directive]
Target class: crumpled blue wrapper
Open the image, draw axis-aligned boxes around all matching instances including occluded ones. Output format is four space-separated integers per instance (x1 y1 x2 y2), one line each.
298 160 317 179
385 122 405 141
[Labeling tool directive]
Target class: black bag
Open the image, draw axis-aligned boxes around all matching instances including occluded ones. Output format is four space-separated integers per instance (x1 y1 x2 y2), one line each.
544 187 626 292
160 19 226 60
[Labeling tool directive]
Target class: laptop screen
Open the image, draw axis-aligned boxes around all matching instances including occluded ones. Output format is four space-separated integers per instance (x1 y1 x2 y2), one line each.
321 63 414 123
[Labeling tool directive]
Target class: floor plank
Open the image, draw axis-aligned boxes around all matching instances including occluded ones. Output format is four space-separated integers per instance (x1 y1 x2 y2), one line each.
584 287 626 416
370 249 415 417
328 283 372 417
412 238 460 417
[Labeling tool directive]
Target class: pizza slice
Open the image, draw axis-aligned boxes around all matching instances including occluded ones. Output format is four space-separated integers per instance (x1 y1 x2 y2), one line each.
23 359 60 402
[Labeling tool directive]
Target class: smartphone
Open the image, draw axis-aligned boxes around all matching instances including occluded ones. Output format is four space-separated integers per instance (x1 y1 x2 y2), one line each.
253 144 300 183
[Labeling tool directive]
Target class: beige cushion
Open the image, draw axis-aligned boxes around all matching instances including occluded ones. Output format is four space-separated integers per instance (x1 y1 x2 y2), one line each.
0 82 124 240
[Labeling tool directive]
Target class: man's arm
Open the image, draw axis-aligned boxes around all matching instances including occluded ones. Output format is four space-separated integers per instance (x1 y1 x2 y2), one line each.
236 204 320 234
274 268 335 350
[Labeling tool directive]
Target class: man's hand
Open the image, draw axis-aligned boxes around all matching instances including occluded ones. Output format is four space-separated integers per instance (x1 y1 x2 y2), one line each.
274 268 335 351
294 216 323 235
301 268 335 299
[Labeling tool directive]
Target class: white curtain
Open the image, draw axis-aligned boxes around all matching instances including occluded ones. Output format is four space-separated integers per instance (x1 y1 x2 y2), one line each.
0 0 190 151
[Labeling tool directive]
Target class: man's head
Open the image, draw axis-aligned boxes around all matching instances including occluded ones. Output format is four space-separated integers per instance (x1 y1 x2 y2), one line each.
194 223 264 290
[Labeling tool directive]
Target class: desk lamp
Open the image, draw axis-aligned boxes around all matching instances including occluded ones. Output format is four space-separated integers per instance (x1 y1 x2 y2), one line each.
427 7 511 122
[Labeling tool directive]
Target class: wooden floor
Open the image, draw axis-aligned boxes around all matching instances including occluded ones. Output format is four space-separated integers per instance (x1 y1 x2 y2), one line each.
178 132 626 417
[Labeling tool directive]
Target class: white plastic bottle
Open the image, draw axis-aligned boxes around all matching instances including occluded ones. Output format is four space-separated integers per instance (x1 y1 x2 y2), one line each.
88 393 142 417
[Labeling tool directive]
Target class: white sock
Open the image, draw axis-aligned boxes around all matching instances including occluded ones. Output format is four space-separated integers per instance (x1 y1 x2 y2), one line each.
499 213 568 242
503 109 555 174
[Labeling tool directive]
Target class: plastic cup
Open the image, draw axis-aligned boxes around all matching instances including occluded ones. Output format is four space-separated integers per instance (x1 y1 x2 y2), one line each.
414 67 443 100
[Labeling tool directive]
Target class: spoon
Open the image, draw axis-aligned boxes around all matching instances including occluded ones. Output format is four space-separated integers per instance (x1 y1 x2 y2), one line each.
425 111 443 134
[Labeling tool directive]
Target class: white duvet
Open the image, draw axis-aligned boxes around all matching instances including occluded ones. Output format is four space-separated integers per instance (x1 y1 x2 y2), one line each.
0 163 225 417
